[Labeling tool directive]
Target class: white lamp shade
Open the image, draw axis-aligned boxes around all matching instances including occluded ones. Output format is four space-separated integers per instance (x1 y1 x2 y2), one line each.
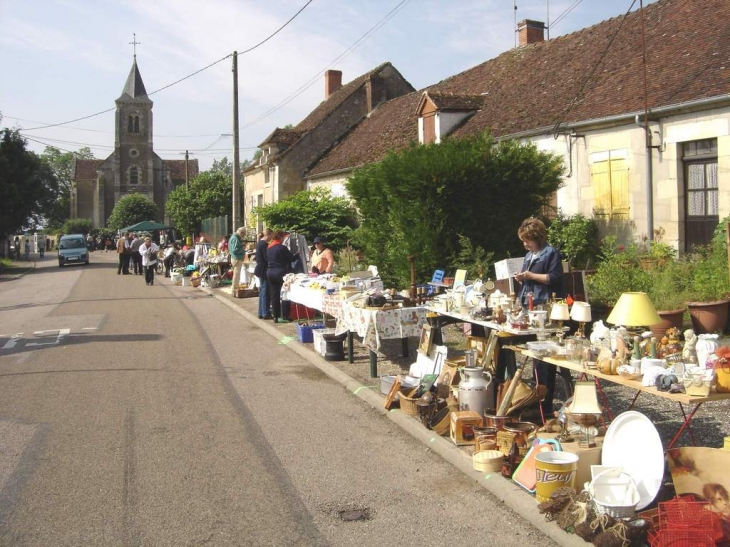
605 291 662 327
570 301 592 323
550 302 570 321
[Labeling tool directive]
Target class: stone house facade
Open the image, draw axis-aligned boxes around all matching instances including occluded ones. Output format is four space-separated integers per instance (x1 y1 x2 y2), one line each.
306 0 730 253
243 63 414 231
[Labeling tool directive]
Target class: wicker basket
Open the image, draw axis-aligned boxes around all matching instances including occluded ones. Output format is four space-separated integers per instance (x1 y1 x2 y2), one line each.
429 407 452 435
398 387 420 417
190 277 201 287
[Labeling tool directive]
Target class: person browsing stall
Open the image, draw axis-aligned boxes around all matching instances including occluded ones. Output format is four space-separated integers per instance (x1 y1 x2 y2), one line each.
254 229 273 320
266 230 294 324
310 237 334 274
513 217 565 415
229 227 246 296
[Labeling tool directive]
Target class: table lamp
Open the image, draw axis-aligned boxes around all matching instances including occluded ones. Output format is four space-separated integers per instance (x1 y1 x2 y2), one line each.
570 301 592 338
565 381 603 447
550 302 570 345
605 292 662 331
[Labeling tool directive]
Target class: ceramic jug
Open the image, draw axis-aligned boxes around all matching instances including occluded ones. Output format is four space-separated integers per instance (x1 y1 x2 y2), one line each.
696 334 719 370
458 366 494 415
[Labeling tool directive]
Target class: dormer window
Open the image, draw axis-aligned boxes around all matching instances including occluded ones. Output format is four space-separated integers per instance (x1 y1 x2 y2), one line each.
416 91 483 145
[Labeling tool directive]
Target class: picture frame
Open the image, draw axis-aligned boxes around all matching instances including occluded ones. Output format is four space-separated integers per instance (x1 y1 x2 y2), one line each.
418 324 433 355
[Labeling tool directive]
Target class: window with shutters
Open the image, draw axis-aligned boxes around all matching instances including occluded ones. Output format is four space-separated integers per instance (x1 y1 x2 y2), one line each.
590 150 629 220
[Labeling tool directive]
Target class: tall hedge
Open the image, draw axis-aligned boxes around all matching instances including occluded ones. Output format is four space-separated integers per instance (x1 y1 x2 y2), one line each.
346 132 564 287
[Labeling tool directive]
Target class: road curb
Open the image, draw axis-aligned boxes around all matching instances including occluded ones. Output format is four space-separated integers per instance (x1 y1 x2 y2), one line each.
204 287 584 547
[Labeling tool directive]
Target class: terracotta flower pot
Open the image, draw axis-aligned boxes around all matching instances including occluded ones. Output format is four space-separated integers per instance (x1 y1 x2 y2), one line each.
650 308 686 340
687 300 729 334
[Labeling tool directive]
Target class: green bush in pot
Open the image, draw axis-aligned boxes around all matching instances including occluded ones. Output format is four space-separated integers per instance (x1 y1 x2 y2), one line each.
646 259 691 312
585 236 652 307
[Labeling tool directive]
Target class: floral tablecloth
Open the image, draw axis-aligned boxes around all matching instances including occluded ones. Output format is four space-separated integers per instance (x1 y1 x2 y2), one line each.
336 302 427 354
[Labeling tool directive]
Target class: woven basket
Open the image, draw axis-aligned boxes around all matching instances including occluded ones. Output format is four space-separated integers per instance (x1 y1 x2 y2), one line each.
429 407 452 435
190 277 201 287
398 387 420 417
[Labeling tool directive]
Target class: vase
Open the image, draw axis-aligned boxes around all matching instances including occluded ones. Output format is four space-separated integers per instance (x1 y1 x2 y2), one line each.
650 308 686 340
687 300 729 335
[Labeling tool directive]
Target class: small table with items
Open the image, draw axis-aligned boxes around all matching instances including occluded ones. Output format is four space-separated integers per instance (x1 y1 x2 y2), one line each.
511 347 730 448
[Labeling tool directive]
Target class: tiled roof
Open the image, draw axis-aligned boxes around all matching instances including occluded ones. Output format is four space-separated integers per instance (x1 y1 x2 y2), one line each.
73 159 105 179
165 159 199 182
294 62 395 133
308 92 420 177
309 0 730 176
419 91 484 113
258 127 304 148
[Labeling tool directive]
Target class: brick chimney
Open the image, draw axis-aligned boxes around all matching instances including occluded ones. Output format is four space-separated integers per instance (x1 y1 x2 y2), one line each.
325 70 342 99
517 19 545 47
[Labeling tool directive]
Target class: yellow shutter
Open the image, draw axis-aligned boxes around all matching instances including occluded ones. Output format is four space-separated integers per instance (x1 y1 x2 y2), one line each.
609 157 629 219
591 161 611 217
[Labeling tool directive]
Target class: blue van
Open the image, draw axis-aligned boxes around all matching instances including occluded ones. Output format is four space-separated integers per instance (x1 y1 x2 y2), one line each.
58 234 89 267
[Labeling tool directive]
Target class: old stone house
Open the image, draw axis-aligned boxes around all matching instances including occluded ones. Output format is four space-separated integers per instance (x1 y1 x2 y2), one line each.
71 57 198 229
306 0 730 253
243 62 414 231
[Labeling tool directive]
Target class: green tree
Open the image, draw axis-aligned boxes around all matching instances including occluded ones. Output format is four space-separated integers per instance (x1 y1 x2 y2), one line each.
106 193 159 231
254 187 358 250
40 146 95 229
346 132 564 287
165 169 234 235
61 218 93 235
0 129 59 238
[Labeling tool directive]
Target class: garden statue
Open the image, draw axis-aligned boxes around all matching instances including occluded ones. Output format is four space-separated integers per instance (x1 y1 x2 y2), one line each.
682 329 698 364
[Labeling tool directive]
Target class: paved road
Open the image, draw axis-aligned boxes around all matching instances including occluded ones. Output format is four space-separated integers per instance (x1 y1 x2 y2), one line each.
0 252 560 546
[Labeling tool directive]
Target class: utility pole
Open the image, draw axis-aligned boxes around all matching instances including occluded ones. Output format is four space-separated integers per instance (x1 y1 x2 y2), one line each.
185 150 189 191
232 51 241 231
179 151 194 191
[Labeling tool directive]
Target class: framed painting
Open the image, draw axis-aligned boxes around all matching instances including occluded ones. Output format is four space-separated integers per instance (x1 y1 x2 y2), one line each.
418 324 433 355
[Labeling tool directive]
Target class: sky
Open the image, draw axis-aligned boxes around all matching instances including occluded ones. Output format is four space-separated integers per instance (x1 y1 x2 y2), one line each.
0 0 658 171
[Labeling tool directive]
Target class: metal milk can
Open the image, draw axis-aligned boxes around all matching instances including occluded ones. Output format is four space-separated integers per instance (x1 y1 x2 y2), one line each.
458 350 494 415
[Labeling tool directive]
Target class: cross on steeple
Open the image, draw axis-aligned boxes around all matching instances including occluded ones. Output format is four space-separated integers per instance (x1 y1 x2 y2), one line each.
129 33 141 58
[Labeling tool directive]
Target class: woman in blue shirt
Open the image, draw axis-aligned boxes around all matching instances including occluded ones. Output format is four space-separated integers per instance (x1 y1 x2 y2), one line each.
514 217 565 415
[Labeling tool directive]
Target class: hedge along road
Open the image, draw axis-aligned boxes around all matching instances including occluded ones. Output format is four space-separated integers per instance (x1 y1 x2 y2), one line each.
0 252 561 547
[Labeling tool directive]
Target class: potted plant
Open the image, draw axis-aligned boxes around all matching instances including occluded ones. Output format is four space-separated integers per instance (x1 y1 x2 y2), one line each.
584 236 651 319
684 222 730 333
636 227 676 270
646 259 690 339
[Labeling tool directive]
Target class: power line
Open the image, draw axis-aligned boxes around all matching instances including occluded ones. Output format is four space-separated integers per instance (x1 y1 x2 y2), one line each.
20 0 315 132
242 0 410 130
550 0 583 29
552 0 637 135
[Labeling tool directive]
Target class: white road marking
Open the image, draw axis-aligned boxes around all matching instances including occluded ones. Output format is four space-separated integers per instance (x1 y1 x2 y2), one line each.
2 334 24 350
82 327 97 330
26 329 70 347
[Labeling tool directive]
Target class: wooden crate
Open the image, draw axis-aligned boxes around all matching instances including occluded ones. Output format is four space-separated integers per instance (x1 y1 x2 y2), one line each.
234 288 259 298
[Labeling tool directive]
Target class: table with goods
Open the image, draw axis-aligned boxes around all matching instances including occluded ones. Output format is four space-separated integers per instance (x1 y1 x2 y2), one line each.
284 273 429 376
382 276 730 546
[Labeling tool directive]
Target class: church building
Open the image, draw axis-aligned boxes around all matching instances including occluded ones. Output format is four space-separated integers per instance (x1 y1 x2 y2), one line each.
71 57 198 228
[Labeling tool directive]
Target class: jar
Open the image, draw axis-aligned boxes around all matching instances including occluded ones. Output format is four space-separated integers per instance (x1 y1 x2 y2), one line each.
473 426 498 452
503 421 537 448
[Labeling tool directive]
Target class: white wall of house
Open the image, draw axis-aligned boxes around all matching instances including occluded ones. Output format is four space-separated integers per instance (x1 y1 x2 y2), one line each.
530 104 730 252
307 172 352 197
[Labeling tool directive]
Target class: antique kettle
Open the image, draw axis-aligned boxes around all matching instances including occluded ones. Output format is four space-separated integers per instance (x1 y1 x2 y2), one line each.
458 350 494 416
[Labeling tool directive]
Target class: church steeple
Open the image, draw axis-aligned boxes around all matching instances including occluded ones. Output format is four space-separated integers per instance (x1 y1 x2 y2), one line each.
119 58 149 100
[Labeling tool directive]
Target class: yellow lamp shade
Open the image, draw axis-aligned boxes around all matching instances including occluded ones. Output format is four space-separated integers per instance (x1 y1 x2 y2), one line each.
606 292 662 327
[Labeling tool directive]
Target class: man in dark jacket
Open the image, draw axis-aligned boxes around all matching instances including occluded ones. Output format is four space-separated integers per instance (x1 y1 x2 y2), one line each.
254 229 273 319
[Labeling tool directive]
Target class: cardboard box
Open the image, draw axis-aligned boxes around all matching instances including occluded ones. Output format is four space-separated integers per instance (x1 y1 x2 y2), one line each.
494 258 524 280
